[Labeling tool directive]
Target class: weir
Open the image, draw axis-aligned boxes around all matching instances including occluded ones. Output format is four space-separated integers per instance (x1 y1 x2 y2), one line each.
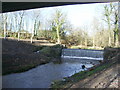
61 49 104 61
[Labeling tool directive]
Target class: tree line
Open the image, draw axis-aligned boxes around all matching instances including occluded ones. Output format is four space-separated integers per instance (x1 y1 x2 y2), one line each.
0 3 119 48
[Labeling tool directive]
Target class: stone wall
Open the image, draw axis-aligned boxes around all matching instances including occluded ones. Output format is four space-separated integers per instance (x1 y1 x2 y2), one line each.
103 47 120 60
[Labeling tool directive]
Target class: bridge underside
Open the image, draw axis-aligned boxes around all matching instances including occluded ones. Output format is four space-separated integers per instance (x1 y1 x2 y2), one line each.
2 2 99 13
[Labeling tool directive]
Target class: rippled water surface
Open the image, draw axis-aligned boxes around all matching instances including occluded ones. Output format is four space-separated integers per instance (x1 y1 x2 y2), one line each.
3 49 103 88
3 60 94 88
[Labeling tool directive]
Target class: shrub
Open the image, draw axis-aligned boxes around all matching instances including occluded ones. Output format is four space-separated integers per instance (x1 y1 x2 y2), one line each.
40 46 61 58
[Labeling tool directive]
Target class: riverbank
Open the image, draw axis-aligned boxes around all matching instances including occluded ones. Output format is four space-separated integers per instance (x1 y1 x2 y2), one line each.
51 47 119 88
2 38 63 75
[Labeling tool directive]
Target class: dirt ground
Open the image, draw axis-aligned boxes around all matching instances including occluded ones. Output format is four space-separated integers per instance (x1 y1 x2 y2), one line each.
2 37 56 75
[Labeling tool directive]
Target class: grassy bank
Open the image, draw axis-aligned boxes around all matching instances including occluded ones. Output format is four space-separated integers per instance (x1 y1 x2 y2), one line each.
2 38 63 75
51 58 117 88
33 44 63 59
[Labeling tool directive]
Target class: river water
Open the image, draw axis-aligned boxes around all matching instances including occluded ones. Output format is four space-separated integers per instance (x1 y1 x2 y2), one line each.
3 49 103 88
2 60 96 88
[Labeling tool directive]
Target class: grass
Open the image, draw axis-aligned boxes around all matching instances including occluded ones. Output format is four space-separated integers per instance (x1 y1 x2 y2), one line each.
3 40 63 75
34 44 63 58
51 59 117 88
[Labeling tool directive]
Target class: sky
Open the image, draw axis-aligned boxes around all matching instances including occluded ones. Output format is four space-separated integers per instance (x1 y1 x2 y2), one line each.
25 2 114 34
33 3 103 28
2 1 118 35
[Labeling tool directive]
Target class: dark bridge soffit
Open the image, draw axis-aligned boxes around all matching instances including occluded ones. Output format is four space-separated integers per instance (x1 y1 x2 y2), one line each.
1 1 118 13
1 2 92 13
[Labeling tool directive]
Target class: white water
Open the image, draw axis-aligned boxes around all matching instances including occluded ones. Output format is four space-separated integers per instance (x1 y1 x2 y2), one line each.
61 56 103 60
61 49 103 61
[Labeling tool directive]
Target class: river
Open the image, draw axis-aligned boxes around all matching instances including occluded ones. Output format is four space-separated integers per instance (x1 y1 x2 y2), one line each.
3 60 97 88
2 49 103 88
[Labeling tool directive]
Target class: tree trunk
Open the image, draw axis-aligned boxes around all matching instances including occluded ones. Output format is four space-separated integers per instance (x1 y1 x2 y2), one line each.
56 26 61 44
4 22 6 39
18 32 20 41
119 26 120 46
115 34 119 47
118 1 120 46
113 31 116 46
93 36 95 47
108 22 111 46
85 38 87 47
31 27 34 43
34 20 37 36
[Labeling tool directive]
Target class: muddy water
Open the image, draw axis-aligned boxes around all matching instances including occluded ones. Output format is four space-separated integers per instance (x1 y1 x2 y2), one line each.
3 60 95 88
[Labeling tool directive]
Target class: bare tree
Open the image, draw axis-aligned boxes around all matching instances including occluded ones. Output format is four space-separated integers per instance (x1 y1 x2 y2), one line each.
2 13 8 39
50 9 67 44
112 4 119 46
6 12 14 32
92 17 105 47
17 11 25 41
119 2 120 45
18 10 25 32
103 2 119 47
13 12 18 32
31 10 41 36
103 3 113 46
0 14 3 31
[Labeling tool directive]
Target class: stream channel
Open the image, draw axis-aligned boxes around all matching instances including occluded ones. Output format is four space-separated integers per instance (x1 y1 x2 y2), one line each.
3 49 103 88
